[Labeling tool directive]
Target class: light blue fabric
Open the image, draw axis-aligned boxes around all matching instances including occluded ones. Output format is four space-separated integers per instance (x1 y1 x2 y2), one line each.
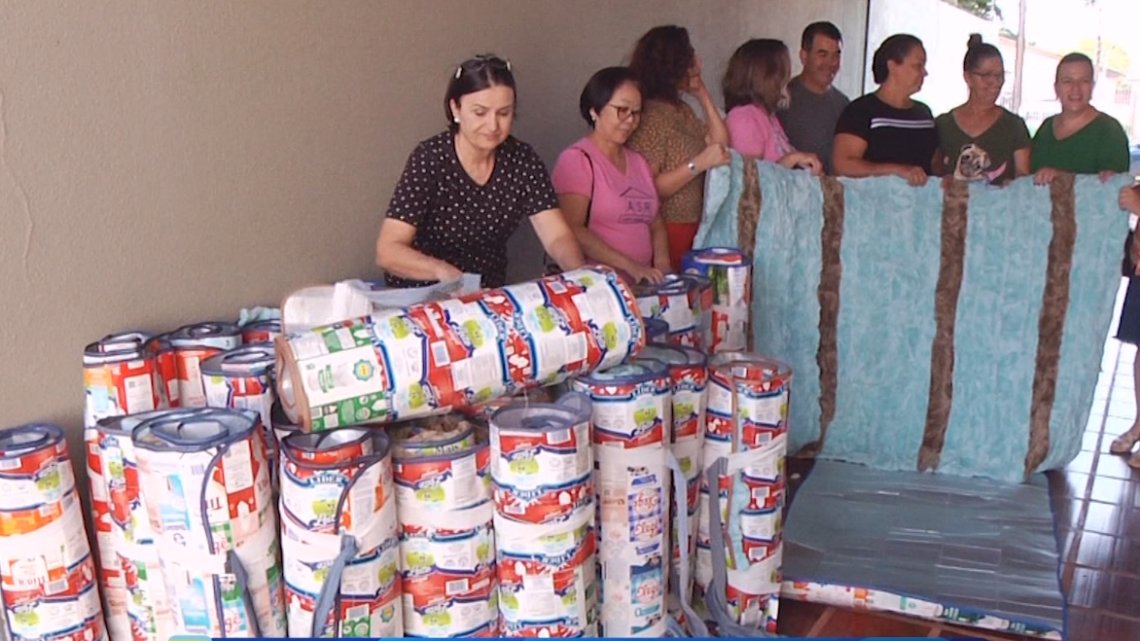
1041 175 1132 471
696 161 1129 481
822 176 943 471
938 180 1051 479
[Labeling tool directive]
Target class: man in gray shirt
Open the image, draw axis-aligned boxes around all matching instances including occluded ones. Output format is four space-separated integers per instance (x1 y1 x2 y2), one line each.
778 22 850 174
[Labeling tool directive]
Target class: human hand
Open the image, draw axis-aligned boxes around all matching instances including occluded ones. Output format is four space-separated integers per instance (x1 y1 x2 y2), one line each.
694 143 730 173
895 165 928 186
684 55 707 97
1120 185 1140 216
653 257 672 276
626 263 666 285
1033 167 1059 186
782 152 822 176
433 262 464 283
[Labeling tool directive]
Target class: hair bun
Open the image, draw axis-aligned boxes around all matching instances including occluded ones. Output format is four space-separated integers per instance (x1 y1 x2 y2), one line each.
967 33 983 49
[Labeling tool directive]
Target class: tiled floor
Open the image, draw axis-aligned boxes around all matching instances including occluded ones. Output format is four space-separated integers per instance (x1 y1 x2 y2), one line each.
777 282 1140 639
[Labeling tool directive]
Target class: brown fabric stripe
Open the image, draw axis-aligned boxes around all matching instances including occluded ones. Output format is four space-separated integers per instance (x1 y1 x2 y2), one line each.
737 158 762 261
1025 173 1077 478
917 180 970 472
803 176 845 457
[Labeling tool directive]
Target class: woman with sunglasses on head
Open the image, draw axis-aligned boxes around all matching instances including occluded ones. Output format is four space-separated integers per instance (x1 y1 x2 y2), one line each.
376 54 584 289
627 25 731 272
833 34 938 186
552 67 669 285
935 34 1030 184
722 38 822 174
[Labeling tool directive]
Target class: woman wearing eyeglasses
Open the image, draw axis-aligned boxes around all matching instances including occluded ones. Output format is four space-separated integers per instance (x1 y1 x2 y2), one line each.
935 34 1031 184
376 54 584 289
551 67 669 285
627 26 731 272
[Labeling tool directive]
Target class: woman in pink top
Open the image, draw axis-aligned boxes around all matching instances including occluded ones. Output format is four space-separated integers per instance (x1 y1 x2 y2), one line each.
722 39 822 174
553 67 670 284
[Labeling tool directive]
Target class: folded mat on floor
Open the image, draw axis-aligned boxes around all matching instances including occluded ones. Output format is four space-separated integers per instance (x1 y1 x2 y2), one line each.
781 460 1065 638
696 157 1130 481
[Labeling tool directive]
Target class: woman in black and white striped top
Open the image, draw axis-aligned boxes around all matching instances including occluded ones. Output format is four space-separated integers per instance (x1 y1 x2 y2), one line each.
831 34 938 186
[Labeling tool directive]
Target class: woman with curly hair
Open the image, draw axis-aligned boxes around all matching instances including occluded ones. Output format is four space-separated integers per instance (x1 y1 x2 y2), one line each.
627 25 730 271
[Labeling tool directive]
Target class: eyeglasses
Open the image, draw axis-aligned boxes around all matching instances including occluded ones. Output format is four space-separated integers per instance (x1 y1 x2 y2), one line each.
456 55 512 79
969 71 1004 82
607 104 643 120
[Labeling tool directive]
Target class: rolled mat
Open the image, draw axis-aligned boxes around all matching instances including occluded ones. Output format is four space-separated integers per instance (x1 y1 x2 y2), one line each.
89 411 196 641
83 332 165 430
633 274 712 351
275 266 645 432
636 344 708 606
0 424 107 641
489 395 598 637
168 322 242 408
695 353 791 636
681 248 751 354
392 415 497 637
278 428 401 638
576 357 670 636
130 408 286 637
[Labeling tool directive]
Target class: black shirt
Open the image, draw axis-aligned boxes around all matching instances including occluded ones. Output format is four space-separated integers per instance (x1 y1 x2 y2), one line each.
835 94 937 174
385 131 559 289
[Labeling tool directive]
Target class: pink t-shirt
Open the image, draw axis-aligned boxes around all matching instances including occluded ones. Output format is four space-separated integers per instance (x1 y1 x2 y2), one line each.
552 138 659 268
726 103 794 162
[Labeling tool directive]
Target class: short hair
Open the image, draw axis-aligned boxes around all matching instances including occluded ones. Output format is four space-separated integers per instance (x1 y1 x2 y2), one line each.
801 21 842 51
444 54 516 131
963 33 1002 71
1055 52 1094 83
722 39 791 112
871 34 923 84
579 67 639 128
629 25 695 103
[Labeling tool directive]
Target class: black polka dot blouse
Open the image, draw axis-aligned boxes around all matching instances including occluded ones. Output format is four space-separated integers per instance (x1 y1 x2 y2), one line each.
384 131 559 289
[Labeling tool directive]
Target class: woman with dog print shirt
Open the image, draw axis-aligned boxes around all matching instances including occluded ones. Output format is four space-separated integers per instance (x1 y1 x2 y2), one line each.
935 35 1030 184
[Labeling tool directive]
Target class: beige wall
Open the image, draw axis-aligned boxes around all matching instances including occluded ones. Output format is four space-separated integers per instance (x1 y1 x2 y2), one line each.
0 1 866 456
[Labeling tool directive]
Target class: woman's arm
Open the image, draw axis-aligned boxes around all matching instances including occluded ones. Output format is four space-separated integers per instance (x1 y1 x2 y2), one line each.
376 218 463 282
654 143 730 199
695 87 730 147
832 133 927 185
1013 148 1031 178
530 208 585 272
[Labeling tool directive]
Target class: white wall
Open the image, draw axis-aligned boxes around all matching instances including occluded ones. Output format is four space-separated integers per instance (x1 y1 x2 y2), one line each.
0 0 867 460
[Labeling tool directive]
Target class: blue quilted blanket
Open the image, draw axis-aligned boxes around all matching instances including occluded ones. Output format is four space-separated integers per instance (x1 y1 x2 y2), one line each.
696 155 1130 481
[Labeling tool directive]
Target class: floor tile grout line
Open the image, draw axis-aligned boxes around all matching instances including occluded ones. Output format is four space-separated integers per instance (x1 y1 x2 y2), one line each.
806 606 834 637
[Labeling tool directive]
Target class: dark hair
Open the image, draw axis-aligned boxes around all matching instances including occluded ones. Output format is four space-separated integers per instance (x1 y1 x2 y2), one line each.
871 34 923 84
722 39 791 112
1055 52 1094 82
579 67 639 128
629 25 695 103
963 33 1002 71
444 54 516 131
801 21 843 51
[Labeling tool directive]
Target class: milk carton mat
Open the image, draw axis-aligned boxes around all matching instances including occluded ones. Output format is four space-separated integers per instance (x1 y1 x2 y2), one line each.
781 460 1065 639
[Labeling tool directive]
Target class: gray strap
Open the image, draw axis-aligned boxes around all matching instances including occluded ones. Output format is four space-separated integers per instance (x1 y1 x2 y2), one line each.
310 534 359 637
705 457 778 637
666 451 707 637
226 549 262 638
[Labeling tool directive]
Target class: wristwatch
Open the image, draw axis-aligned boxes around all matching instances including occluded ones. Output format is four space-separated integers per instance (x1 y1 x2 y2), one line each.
687 160 698 176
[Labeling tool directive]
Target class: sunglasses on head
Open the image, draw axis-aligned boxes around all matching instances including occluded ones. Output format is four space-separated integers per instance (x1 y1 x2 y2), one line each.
456 55 512 79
